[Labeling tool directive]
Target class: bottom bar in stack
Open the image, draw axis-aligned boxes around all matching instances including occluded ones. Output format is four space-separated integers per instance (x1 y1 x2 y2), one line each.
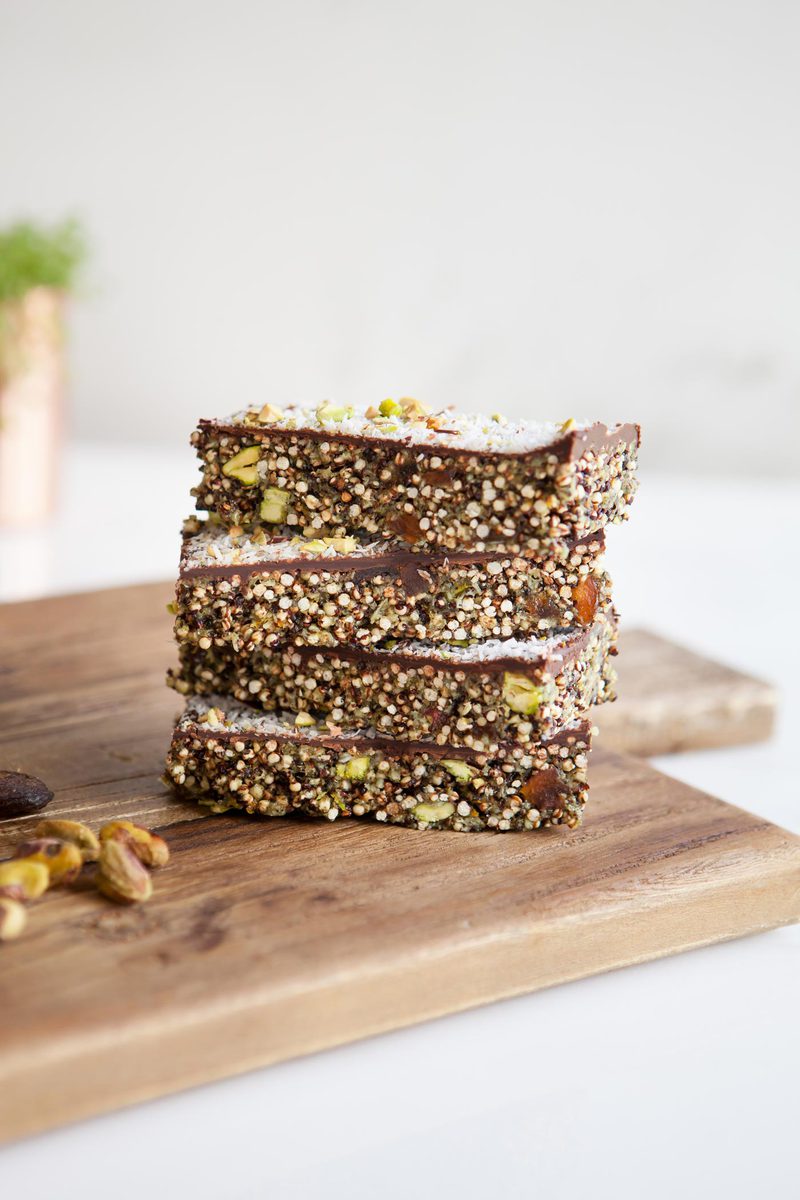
165 696 592 833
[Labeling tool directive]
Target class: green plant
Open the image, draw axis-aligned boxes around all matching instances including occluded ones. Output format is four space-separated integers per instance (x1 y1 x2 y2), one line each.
0 219 86 302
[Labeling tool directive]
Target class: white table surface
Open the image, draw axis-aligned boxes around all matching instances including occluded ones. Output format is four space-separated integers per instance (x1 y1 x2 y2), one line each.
2 444 799 1199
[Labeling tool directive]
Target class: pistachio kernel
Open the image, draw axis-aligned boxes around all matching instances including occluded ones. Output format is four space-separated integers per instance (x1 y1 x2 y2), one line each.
0 859 50 901
379 398 402 417
34 818 100 862
502 673 543 716
294 712 316 728
335 755 371 781
0 897 27 941
257 403 283 422
441 759 474 783
12 838 83 884
413 801 455 823
96 840 154 904
398 396 429 419
316 402 354 423
222 445 261 486
99 820 170 868
259 487 290 524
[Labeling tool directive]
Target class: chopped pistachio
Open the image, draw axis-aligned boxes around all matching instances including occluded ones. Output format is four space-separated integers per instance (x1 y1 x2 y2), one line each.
379 398 402 417
502 673 543 715
316 402 354 423
222 446 261 480
413 800 455 823
441 759 474 783
323 536 358 553
335 755 371 781
230 465 259 486
398 397 429 419
560 417 576 433
294 712 315 728
260 487 290 524
257 403 284 422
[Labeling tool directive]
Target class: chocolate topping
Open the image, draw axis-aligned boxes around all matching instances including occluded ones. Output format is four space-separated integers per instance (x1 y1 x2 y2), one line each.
200 418 640 463
177 716 592 761
289 624 599 676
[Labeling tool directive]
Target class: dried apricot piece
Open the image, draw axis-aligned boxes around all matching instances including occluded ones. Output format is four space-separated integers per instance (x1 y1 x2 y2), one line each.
571 576 599 624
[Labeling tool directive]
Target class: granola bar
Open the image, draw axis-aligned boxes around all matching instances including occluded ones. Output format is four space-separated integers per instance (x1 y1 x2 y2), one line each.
165 695 592 832
169 617 616 751
191 400 639 553
174 520 611 652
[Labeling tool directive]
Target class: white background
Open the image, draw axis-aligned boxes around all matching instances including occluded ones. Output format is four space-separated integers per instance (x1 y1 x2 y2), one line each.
1 0 799 473
1 1 800 1195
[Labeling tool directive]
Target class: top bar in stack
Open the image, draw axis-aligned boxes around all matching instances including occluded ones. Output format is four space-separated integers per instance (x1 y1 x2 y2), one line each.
191 399 640 554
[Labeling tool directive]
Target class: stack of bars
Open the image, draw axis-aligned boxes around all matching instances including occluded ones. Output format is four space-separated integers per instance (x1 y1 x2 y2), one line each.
165 399 640 833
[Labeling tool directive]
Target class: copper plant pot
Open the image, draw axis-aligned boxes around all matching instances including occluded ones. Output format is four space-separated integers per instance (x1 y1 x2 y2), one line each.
0 286 65 525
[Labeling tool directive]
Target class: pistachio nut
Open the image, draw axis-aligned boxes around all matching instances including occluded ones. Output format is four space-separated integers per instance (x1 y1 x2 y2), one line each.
398 396 429 419
335 755 371 782
502 673 543 716
34 818 100 862
316 402 354 423
12 838 83 884
322 536 357 554
294 712 316 728
96 839 154 904
99 820 170 868
379 398 402 417
257 403 283 422
0 897 27 941
222 446 261 486
441 759 474 783
259 487 290 524
413 800 455 823
0 858 50 901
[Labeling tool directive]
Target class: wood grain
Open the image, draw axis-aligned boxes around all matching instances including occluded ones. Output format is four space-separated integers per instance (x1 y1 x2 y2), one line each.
597 628 777 755
0 582 796 1143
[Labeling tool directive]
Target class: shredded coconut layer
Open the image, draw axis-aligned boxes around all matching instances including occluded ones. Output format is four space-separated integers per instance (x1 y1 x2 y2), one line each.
357 630 589 665
180 695 369 740
182 525 385 570
210 403 594 455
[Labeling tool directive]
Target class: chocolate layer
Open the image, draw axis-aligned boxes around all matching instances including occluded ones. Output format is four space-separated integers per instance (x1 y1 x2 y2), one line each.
202 417 640 463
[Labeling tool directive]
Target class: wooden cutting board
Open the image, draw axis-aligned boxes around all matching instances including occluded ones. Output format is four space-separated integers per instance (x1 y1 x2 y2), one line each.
0 583 796 1144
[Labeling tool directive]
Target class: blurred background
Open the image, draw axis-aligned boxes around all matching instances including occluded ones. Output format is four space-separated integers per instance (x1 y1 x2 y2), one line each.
2 7 799 1193
0 0 798 600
